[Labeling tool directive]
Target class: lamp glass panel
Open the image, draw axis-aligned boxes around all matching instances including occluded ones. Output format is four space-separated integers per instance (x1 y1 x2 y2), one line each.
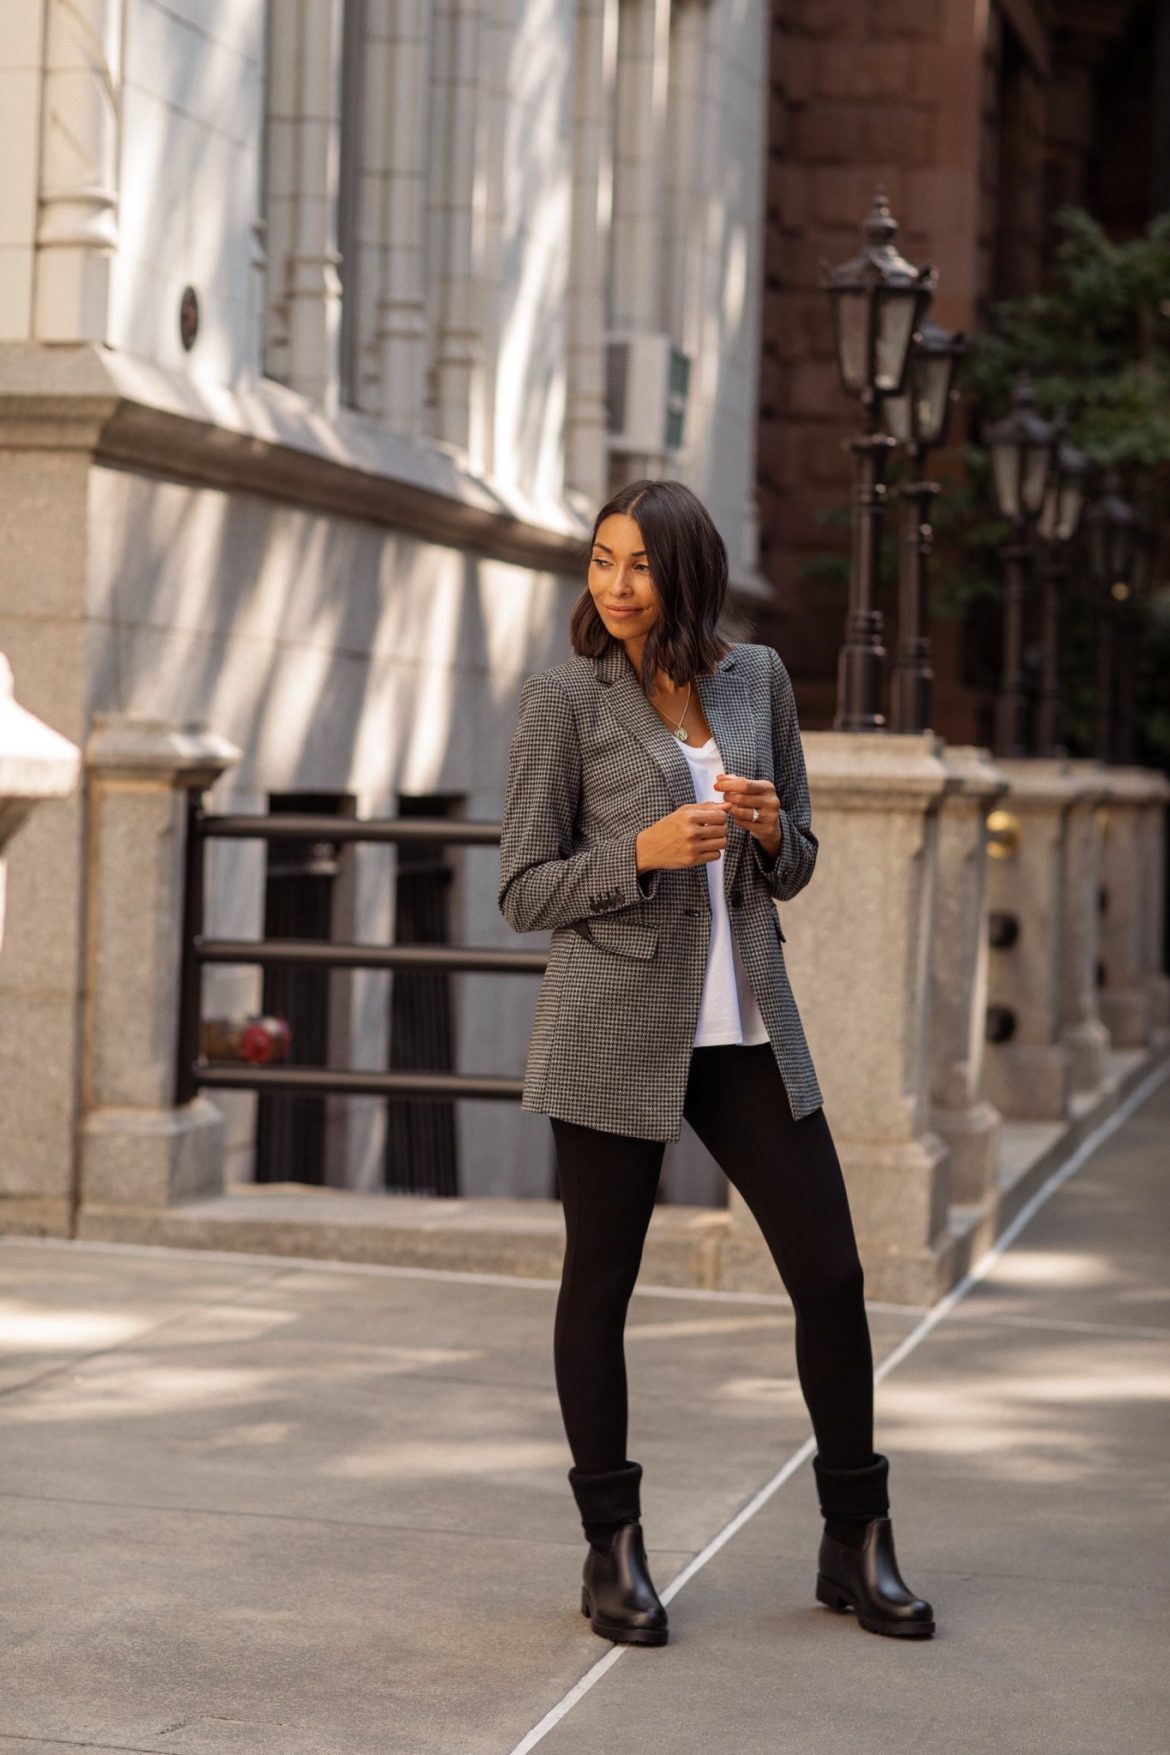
1038 483 1058 543
833 289 869 394
874 291 917 393
919 350 952 447
990 443 1020 519
1021 441 1051 516
882 391 913 443
1057 477 1084 542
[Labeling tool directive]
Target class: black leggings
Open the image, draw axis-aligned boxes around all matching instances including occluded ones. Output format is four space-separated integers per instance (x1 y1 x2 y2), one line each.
550 1043 874 1476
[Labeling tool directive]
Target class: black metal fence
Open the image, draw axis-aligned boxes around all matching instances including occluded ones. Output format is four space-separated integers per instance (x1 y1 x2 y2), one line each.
175 796 545 1111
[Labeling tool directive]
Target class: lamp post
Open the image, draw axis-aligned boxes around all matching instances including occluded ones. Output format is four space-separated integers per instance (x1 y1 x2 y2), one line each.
820 189 937 731
1034 425 1089 757
1085 470 1138 764
984 376 1059 758
882 316 966 733
1114 514 1151 765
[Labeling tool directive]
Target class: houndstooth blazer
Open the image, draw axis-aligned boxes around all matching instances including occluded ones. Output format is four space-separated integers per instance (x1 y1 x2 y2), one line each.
496 637 824 1140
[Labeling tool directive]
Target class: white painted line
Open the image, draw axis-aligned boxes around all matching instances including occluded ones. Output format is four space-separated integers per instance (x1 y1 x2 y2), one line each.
505 1054 1170 1755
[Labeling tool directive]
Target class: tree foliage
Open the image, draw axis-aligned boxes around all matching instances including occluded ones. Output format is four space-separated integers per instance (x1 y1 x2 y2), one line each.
920 209 1169 761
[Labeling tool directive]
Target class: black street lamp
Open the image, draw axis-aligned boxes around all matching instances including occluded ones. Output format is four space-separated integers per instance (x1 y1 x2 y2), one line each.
882 316 967 733
820 188 937 731
984 377 1059 757
1085 470 1138 764
1034 426 1089 757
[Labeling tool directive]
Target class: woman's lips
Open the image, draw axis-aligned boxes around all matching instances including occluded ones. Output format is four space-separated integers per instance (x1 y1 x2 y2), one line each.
606 605 641 617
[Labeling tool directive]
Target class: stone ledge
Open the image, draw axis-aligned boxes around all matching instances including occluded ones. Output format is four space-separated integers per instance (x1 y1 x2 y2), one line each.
67 1039 1170 1306
76 1187 733 1291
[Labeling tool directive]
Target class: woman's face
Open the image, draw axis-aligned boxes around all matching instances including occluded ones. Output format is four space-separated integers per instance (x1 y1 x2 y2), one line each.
588 512 661 640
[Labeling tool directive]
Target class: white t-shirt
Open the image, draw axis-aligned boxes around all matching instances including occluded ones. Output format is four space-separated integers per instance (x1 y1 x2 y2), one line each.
677 733 770 1048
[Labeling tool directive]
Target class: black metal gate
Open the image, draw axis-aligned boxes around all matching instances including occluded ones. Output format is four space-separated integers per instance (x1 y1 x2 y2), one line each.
254 794 351 1184
386 798 458 1194
176 799 546 1194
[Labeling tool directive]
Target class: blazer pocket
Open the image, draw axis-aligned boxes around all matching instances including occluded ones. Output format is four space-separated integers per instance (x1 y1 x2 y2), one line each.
575 918 660 960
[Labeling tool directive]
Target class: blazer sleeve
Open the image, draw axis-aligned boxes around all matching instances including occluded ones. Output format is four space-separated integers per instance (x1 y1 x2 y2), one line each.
497 670 662 935
750 645 819 902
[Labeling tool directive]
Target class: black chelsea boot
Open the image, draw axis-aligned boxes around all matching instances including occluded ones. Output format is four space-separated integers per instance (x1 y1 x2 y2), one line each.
812 1451 935 1639
568 1459 669 1646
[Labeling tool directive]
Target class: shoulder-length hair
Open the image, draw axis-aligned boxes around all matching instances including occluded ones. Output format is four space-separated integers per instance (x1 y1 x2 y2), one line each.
569 478 733 697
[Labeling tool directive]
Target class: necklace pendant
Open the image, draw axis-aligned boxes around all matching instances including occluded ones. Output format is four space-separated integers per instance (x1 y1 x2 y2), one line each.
674 725 689 742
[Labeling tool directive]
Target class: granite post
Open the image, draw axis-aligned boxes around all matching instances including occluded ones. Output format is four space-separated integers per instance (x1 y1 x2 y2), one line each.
1061 760 1111 1093
982 759 1080 1122
79 717 239 1212
730 732 957 1304
1097 768 1163 1047
0 655 82 1233
1140 773 1170 1033
930 745 1008 1208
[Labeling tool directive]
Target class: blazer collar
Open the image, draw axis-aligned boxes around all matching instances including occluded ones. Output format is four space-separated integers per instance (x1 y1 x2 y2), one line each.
592 638 755 889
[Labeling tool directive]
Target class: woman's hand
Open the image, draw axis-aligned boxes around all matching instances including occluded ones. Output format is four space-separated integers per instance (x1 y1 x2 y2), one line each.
636 803 729 870
713 773 783 861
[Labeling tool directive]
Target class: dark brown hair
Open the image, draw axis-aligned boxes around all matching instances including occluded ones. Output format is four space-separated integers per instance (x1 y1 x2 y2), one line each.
569 478 733 697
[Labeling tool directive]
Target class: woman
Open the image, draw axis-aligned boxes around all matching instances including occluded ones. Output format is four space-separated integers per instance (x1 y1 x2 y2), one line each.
497 479 933 1646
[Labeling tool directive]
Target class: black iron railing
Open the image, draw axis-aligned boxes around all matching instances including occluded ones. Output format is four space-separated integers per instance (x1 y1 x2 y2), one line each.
176 797 544 1107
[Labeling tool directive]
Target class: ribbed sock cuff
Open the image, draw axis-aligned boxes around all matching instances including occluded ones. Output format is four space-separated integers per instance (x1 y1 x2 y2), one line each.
812 1450 890 1522
568 1458 643 1532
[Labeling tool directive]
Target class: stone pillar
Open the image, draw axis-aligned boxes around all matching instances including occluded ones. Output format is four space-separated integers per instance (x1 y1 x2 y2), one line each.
1061 760 1111 1092
1098 768 1167 1046
770 732 956 1303
431 0 487 462
374 0 431 440
1140 774 1170 1034
78 718 239 1214
0 653 80 951
262 0 345 403
566 0 619 503
982 759 1080 1122
930 745 1008 1209
33 0 123 343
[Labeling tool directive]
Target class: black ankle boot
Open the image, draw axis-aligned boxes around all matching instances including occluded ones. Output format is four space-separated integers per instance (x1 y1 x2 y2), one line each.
568 1459 669 1647
812 1451 935 1639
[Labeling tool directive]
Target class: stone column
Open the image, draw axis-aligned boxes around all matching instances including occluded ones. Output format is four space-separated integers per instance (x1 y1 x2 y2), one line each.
1098 767 1166 1047
982 759 1080 1122
1061 759 1111 1092
262 0 345 403
33 0 123 343
930 745 1008 1209
0 653 80 951
1140 774 1170 1034
374 0 431 439
771 732 956 1303
431 0 487 462
566 0 619 503
78 718 239 1214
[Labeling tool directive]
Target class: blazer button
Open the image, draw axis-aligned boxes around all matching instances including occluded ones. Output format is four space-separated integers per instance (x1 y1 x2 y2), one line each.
730 890 743 908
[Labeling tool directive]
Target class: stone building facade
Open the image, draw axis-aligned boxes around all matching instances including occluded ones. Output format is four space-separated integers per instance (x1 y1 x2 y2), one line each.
758 0 1165 739
0 0 774 1225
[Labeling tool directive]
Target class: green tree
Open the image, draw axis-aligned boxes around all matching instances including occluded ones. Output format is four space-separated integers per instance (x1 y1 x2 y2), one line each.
937 207 1170 764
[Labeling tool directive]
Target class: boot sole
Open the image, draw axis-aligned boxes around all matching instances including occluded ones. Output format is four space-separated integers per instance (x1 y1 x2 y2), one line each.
581 1585 669 1646
815 1573 935 1639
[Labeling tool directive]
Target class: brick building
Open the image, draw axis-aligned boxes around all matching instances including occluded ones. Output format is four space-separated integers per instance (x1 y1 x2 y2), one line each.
758 0 1167 741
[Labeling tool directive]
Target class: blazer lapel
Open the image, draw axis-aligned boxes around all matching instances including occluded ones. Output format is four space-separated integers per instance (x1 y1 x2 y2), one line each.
594 640 757 896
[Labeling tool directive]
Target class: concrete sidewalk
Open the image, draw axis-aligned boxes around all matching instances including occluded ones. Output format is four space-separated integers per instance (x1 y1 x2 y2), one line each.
0 1070 1167 1755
